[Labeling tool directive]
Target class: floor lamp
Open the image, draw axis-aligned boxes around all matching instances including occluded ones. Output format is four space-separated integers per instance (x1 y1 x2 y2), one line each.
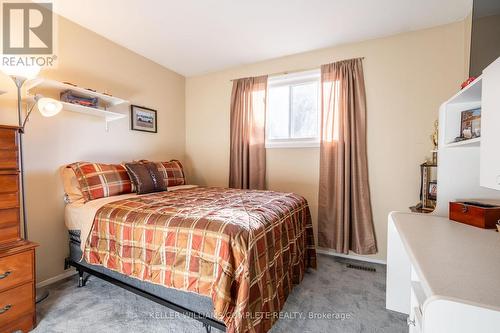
1 65 63 303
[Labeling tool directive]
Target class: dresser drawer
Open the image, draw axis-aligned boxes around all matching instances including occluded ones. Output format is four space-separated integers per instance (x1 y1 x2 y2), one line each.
0 175 18 193
0 193 18 210
0 282 34 328
0 174 19 210
0 150 17 170
0 130 17 151
0 209 20 245
0 312 34 333
0 251 33 292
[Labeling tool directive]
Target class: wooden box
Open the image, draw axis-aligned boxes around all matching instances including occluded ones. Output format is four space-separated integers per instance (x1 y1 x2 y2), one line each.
449 201 500 229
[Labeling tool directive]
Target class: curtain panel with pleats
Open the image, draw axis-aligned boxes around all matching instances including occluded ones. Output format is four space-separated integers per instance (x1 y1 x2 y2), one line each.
229 75 268 190
317 58 377 255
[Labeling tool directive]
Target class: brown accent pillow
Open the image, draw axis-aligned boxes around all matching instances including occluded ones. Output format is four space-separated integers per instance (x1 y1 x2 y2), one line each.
125 162 167 194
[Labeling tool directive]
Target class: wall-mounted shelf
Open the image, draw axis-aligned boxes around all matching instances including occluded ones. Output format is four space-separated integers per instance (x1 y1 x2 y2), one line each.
443 137 481 148
25 78 129 131
26 78 128 106
59 101 126 121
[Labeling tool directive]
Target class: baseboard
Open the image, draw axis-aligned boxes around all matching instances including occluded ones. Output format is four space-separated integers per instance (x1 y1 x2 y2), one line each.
317 248 387 265
36 269 77 288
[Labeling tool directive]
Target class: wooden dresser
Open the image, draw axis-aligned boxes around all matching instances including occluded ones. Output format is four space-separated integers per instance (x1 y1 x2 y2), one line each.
0 125 37 333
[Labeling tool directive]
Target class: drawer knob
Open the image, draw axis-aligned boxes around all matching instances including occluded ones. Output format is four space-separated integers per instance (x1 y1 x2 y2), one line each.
0 304 12 315
0 271 11 279
462 205 469 213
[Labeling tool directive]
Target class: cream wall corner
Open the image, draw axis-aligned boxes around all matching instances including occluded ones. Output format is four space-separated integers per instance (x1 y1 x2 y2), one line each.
185 20 469 262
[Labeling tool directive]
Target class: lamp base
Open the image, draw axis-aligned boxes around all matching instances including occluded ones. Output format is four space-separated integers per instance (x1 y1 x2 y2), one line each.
35 289 49 304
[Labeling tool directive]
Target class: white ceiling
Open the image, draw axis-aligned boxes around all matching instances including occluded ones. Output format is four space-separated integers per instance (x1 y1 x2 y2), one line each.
53 0 473 77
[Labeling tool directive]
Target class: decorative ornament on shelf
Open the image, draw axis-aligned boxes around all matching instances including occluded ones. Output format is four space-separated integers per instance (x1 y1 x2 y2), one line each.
430 119 438 164
430 119 438 150
460 77 476 90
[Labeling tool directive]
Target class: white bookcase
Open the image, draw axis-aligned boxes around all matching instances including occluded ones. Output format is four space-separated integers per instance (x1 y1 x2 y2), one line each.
434 60 500 216
440 76 481 148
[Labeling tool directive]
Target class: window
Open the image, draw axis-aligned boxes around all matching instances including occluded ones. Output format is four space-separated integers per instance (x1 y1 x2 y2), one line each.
266 69 320 148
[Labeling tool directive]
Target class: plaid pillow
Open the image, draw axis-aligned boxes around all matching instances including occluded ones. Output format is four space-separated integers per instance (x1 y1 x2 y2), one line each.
70 162 134 202
155 160 186 186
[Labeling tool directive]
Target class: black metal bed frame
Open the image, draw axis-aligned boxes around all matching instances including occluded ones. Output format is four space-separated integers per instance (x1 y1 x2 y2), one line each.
66 258 226 333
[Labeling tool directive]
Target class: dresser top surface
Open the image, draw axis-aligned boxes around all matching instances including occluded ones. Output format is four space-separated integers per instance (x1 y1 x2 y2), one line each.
391 212 500 311
0 240 38 257
0 125 20 131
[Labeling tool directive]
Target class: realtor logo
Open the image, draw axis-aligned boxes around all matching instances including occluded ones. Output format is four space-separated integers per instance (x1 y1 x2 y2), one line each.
2 2 53 54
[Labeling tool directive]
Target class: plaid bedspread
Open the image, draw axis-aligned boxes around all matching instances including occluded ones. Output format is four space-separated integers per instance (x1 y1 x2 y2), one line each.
84 187 317 333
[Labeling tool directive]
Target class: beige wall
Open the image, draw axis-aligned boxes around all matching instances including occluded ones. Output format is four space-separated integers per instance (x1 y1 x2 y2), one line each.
185 21 469 262
0 17 185 282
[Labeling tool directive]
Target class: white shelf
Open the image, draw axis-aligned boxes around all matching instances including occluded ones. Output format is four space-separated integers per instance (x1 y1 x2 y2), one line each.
25 78 128 106
443 137 481 148
24 78 128 131
444 76 482 105
440 76 483 148
24 96 126 122
60 101 126 121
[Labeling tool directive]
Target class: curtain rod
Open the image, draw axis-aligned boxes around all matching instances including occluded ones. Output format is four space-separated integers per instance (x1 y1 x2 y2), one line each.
229 57 365 82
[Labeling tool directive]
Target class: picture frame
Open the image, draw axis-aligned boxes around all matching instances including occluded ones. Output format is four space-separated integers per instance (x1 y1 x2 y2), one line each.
131 105 157 133
460 108 481 139
428 181 437 201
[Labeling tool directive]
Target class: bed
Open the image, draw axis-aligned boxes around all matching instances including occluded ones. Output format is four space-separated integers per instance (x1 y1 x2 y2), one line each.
62 162 317 333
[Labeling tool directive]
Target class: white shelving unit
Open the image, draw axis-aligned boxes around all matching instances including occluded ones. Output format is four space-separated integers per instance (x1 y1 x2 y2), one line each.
441 76 482 148
25 78 129 130
434 72 500 217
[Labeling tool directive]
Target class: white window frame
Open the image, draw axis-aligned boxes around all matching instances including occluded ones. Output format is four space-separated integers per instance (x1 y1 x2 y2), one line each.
266 69 321 149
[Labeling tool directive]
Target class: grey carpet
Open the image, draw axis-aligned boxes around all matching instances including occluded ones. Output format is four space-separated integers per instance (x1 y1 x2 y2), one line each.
33 254 406 333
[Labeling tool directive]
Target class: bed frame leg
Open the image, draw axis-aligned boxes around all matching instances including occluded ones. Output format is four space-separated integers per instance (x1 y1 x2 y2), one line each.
78 269 84 287
77 269 88 288
203 323 212 333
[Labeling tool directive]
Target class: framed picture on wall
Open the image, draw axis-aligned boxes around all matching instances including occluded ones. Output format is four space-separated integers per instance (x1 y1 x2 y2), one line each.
131 105 157 133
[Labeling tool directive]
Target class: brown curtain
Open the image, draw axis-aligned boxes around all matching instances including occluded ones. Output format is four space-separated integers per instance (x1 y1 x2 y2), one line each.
229 75 268 190
318 58 377 255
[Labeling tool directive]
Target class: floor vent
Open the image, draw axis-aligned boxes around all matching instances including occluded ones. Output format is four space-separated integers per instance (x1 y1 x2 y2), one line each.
346 263 376 272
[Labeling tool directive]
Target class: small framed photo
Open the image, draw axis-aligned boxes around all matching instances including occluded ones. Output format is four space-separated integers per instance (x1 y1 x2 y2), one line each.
131 105 157 133
460 108 481 139
428 181 437 201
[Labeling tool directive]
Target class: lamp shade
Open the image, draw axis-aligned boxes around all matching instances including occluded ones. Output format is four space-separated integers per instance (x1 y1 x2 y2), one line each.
37 97 62 117
0 64 41 80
